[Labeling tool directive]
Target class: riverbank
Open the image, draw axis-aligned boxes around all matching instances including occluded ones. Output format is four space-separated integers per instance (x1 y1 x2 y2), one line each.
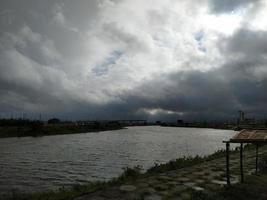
161 124 235 130
0 124 124 138
3 145 267 200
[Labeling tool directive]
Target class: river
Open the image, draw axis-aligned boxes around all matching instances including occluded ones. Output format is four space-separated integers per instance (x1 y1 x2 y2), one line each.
0 126 235 194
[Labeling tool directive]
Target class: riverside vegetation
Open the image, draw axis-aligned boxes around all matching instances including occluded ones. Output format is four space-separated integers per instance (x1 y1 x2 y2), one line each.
0 119 123 138
2 144 267 200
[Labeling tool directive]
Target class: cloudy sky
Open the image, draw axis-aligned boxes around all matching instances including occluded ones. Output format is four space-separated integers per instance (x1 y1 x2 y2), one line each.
0 0 267 121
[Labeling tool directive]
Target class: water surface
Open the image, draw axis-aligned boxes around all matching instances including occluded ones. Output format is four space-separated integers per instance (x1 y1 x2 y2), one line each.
0 126 235 194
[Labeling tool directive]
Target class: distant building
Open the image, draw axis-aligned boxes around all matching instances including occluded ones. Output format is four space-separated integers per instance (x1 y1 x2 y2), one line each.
238 111 255 125
76 120 146 127
236 111 257 130
117 120 147 126
238 110 245 123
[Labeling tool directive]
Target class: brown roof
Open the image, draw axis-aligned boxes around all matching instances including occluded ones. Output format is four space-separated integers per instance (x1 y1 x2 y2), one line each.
230 129 267 143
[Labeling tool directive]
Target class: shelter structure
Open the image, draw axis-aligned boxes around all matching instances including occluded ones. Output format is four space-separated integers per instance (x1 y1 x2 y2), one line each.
223 129 267 185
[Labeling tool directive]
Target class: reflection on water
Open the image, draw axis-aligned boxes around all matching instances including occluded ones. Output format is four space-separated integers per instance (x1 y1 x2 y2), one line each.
0 126 235 194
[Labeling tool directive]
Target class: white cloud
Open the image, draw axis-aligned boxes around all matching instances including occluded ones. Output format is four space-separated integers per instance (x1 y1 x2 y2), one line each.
137 108 184 116
76 0 223 100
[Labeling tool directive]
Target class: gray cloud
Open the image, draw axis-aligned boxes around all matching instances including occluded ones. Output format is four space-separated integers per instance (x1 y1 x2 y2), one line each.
108 28 267 121
0 0 267 121
209 0 260 13
223 29 267 56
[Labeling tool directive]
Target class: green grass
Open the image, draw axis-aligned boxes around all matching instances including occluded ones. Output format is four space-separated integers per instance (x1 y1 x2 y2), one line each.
146 149 236 174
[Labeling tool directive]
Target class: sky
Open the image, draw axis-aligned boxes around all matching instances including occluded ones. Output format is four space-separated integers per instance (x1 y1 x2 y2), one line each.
0 0 267 121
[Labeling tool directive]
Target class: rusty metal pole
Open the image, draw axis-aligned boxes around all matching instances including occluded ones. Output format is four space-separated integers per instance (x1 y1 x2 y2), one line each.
240 143 244 183
256 143 259 175
226 142 230 186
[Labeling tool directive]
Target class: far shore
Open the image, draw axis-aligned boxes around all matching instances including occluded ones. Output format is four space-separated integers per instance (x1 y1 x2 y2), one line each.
0 124 125 138
0 123 236 139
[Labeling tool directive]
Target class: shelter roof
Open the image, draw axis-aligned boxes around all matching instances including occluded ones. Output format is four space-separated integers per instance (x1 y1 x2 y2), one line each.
230 129 267 143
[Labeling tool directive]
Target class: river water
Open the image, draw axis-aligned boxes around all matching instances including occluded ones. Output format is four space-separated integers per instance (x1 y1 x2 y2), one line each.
0 126 235 194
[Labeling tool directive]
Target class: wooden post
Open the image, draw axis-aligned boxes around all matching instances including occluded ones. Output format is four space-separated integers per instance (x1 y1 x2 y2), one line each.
240 143 244 183
256 143 259 175
226 142 230 186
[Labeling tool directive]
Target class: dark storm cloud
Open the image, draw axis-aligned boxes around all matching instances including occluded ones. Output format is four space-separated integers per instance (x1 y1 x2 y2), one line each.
223 29 267 56
219 28 267 109
105 27 267 121
116 67 267 121
36 55 267 121
0 0 102 117
109 28 267 121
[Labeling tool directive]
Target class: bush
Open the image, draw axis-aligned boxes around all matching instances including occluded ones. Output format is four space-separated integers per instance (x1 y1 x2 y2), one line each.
116 166 142 182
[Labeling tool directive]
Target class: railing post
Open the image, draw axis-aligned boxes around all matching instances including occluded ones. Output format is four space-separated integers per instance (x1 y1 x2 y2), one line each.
256 143 259 175
240 143 244 183
226 142 230 186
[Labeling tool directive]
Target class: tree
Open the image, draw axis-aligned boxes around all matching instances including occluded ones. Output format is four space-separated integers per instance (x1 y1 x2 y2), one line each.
48 118 60 124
